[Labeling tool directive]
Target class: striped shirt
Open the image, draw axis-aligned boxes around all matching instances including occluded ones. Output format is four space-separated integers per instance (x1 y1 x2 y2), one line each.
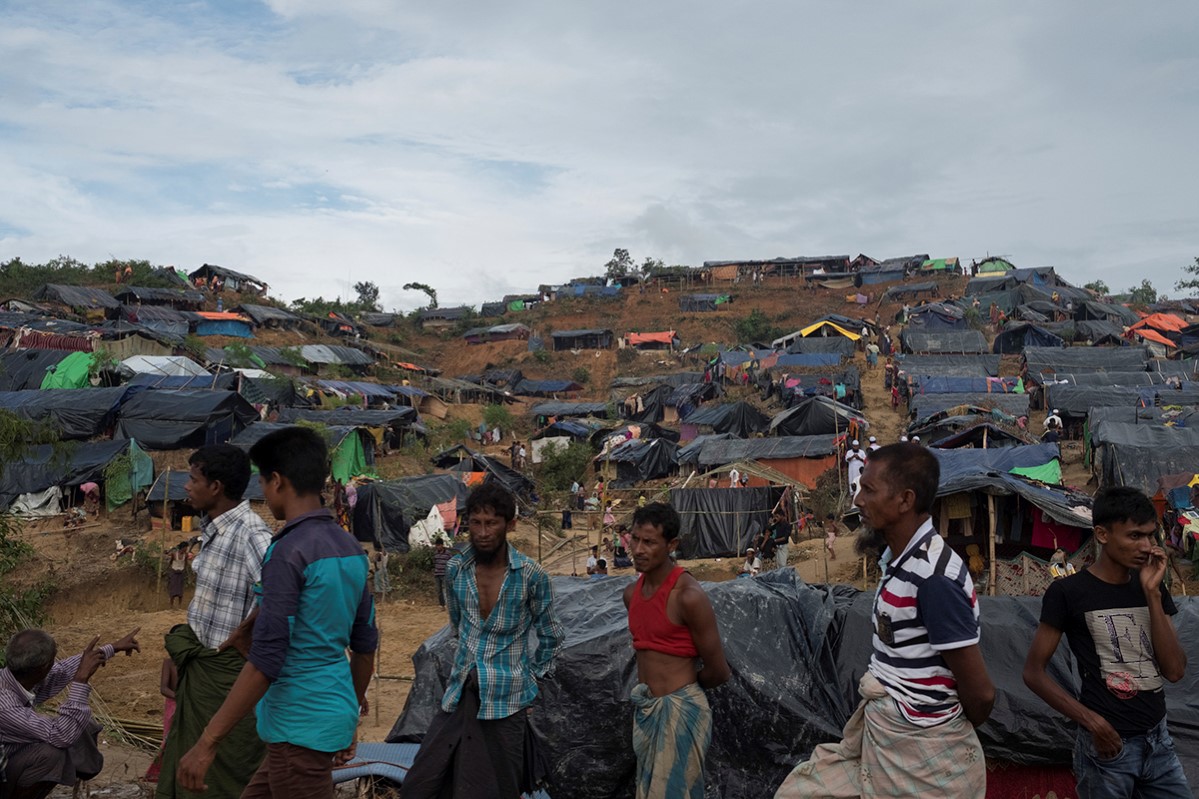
188 500 274 650
868 519 979 727
0 645 116 752
443 543 564 720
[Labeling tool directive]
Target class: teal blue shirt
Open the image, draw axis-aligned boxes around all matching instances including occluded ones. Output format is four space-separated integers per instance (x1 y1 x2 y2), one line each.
249 509 378 752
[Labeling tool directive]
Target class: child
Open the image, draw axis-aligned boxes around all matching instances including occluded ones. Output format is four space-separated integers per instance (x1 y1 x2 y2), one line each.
144 657 179 781
177 426 379 798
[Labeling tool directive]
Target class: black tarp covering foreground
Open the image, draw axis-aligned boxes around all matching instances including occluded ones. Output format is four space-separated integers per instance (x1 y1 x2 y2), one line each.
388 571 1199 798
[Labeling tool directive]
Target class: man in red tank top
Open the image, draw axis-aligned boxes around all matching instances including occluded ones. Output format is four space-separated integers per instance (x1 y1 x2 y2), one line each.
622 503 730 799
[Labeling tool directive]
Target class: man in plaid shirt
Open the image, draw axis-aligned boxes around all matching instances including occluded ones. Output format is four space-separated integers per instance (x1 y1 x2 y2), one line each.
156 445 273 799
403 483 564 799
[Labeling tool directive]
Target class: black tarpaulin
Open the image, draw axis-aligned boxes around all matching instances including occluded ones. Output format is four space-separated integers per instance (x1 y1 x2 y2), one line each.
697 435 838 465
0 387 136 440
529 401 610 418
1023 345 1147 374
671 486 776 558
909 393 1030 423
1092 423 1199 494
0 439 132 509
277 407 418 427
597 438 678 485
429 445 534 498
0 350 72 391
114 389 260 449
897 354 1000 377
901 329 987 354
386 571 1199 797
353 474 469 551
769 396 866 437
675 433 735 465
923 421 1028 449
621 384 672 424
682 401 771 437
1043 386 1143 416
931 444 1061 494
992 323 1065 353
784 337 855 357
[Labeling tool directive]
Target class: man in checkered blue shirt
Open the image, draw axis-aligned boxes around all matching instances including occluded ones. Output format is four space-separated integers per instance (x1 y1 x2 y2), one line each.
156 445 273 798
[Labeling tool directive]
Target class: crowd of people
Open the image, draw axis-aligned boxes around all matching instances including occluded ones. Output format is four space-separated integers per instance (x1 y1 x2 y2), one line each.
0 434 1190 798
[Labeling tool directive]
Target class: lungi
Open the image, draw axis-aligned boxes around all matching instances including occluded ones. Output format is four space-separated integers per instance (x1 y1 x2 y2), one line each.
156 624 265 799
630 682 712 799
1 720 103 789
773 672 985 798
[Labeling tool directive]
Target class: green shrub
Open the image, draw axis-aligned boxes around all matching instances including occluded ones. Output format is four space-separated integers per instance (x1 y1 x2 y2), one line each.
536 440 594 491
571 366 591 385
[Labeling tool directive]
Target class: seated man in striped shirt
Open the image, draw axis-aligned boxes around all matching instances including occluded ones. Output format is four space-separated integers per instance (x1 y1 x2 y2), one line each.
775 443 995 797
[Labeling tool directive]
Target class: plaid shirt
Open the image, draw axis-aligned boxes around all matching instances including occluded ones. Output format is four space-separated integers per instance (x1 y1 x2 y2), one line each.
443 544 564 720
188 500 274 649
0 645 115 756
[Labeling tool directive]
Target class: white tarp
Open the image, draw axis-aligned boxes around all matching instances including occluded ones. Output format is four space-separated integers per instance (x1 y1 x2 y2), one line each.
531 436 572 464
11 486 64 517
121 355 209 377
408 504 446 547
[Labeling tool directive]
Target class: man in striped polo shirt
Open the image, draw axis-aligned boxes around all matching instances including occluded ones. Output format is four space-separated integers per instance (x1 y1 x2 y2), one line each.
775 443 995 797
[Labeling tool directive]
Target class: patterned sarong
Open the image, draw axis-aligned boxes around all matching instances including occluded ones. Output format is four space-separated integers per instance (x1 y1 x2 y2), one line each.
630 682 712 799
773 672 985 798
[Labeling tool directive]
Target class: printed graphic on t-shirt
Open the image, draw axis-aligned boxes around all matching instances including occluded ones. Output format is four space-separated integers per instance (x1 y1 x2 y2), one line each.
1083 606 1162 699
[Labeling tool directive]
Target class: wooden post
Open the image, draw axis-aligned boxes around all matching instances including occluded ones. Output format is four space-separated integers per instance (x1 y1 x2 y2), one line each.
158 469 170 595
987 494 997 596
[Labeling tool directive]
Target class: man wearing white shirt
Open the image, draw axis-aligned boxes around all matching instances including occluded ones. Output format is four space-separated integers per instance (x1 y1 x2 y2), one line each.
845 441 867 495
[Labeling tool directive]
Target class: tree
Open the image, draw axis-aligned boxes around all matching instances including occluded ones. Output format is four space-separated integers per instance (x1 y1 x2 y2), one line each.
403 282 438 309
354 281 381 312
536 441 594 491
733 309 782 343
1083 280 1109 295
604 248 635 281
1126 279 1158 305
640 257 664 276
1175 256 1199 294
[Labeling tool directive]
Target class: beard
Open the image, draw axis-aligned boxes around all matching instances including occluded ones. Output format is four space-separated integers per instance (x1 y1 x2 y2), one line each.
854 524 887 557
473 539 506 564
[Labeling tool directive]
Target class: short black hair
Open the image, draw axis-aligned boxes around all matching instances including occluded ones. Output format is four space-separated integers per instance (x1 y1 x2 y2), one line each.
865 443 940 514
189 444 251 501
248 426 328 495
465 482 516 522
1093 486 1156 529
631 502 681 542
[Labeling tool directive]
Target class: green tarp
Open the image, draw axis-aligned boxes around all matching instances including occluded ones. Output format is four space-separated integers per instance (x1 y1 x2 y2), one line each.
104 440 155 510
330 430 373 484
1009 460 1062 485
40 351 94 389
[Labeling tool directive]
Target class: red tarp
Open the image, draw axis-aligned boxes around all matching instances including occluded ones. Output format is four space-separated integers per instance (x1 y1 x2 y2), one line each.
627 331 676 346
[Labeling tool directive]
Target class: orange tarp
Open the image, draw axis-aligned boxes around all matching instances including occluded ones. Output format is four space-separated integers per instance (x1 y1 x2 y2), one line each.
1130 313 1187 333
627 331 676 346
1131 328 1176 348
195 311 250 321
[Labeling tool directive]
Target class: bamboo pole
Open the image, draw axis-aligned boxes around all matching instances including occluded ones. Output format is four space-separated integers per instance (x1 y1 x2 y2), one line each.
158 469 170 595
987 494 997 596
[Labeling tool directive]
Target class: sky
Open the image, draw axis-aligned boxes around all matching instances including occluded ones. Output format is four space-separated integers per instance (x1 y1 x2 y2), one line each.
1 1 1197 311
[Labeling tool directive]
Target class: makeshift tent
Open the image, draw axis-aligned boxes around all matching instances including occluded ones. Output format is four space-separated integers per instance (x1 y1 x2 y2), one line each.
881 282 939 301
429 445 534 498
901 329 987 354
114 389 259 449
697 435 838 488
897 354 1000 377
919 258 959 272
678 294 731 311
1043 386 1145 417
0 350 72 391
529 401 609 419
610 373 705 389
681 401 771 438
909 393 1031 423
113 286 205 308
770 353 842 368
278 407 418 428
0 387 135 441
769 396 867 437
626 331 677 349
1074 300 1139 326
783 337 856 357
1091 423 1199 495
39 351 95 389
916 419 1030 449
121 355 209 377
797 320 859 340
390 571 1195 798
595 438 678 485
352 474 470 551
188 264 267 294
1071 319 1126 345
904 303 966 331
231 422 375 484
908 375 1019 395
1023 345 1147 375
618 384 673 424
665 382 720 420
192 312 254 338
0 439 153 510
977 256 1016 273
551 329 613 350
31 284 121 310
462 323 532 344
993 323 1065 353
126 373 237 391
237 304 303 328
671 486 777 558
513 379 584 397
778 368 863 410
298 345 374 367
120 304 191 337
675 433 735 465
933 444 1063 490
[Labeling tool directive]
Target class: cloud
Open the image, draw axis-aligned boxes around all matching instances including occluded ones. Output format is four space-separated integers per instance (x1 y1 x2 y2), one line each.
0 0 1197 309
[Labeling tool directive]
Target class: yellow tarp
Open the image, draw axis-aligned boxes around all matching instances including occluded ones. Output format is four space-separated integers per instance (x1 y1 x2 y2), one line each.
798 320 860 341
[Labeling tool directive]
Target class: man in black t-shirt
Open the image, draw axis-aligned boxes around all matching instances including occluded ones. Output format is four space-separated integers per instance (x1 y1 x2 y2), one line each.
1023 486 1189 798
769 512 792 570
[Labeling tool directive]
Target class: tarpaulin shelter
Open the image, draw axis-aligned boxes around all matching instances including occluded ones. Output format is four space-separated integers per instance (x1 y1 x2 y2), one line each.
114 389 259 449
976 256 1016 273
0 387 136 440
626 331 678 350
551 329 613 351
0 439 153 511
909 393 1031 424
665 382 720 421
121 354 209 377
1086 405 1199 468
919 257 959 273
908 375 1019 394
881 282 939 302
0 350 73 390
1074 300 1139 326
39 351 95 389
769 353 842 368
462 323 532 344
610 373 705 389
1044 385 1144 419
1090 423 1199 495
595 437 678 486
1023 345 1147 375
697 435 838 488
769 396 867 438
675 433 735 465
678 294 731 312
120 304 191 337
514 379 584 397
1071 319 1125 345
992 323 1065 353
230 422 375 484
922 421 1031 449
897 354 1000 377
429 445 534 499
188 264 267 294
904 302 966 331
1051 371 1165 387
390 571 1188 798
126 373 237 391
933 443 1063 489
782 337 856 358
618 384 673 424
352 474 470 552
237 304 303 329
796 320 859 340
298 345 374 368
113 286 206 309
681 401 771 438
529 401 610 419
671 486 779 558
192 312 254 338
277 407 419 445
778 368 863 410
901 329 987 354
361 312 399 327
31 284 121 311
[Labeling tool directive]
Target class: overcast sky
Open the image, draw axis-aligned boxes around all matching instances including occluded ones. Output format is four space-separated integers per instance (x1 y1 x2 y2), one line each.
2 2 1197 310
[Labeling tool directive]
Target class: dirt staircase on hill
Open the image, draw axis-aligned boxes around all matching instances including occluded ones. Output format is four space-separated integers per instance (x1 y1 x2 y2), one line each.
856 352 908 445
